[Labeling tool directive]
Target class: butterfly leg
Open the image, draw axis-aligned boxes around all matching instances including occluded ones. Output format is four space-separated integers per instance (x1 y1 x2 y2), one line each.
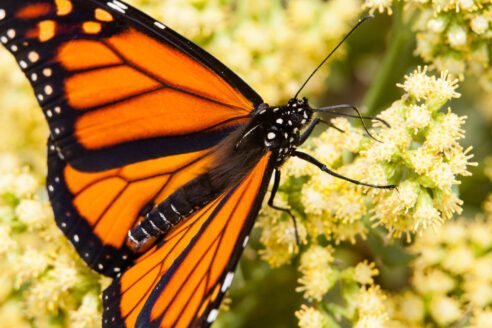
293 150 397 189
299 118 320 145
268 168 300 245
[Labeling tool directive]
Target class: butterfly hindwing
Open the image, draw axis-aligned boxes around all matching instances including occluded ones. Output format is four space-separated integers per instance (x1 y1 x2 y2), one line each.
47 137 222 275
102 154 273 328
0 0 264 275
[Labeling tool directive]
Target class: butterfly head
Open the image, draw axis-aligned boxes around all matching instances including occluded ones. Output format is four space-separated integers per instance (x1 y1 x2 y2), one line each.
252 97 312 164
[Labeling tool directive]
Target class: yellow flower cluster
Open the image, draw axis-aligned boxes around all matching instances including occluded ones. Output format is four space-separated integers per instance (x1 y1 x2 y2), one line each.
127 0 364 103
0 160 107 328
255 67 475 327
0 52 47 176
386 211 492 327
369 67 476 238
265 67 474 251
364 0 492 90
292 259 386 328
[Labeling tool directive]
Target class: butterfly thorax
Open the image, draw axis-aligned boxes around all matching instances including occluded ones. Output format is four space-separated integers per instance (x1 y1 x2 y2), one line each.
248 97 313 166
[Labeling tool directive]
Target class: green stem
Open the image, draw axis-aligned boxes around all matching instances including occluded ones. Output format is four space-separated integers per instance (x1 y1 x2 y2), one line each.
362 3 413 116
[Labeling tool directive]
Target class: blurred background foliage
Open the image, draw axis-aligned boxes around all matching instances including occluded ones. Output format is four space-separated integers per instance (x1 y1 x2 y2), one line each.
0 0 491 327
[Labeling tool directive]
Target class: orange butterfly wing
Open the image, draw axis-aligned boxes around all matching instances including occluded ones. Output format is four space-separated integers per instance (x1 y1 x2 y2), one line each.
0 0 263 274
47 139 222 275
103 154 273 328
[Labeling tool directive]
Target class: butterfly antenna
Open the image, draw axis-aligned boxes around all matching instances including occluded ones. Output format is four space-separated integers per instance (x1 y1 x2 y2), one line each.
294 15 374 99
314 104 390 142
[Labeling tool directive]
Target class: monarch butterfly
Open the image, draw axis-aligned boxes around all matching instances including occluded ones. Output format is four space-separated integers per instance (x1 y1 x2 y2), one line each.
0 1 396 327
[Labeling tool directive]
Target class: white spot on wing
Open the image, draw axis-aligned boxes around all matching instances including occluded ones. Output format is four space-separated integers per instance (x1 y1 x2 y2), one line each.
43 68 52 77
0 36 7 44
44 85 53 95
154 21 166 29
0 9 5 20
242 236 249 247
221 272 235 292
98 263 104 270
10 45 18 52
7 29 15 39
73 234 79 242
19 60 27 69
207 309 219 323
267 132 276 140
107 2 125 13
31 73 38 82
113 0 128 9
28 51 39 63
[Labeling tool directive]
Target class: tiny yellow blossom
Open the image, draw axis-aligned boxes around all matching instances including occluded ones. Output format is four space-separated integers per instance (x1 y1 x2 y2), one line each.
429 295 462 326
15 198 50 229
447 23 468 48
441 245 475 274
469 217 492 249
296 245 337 301
469 308 492 328
356 285 387 318
258 215 307 268
299 245 335 272
14 248 49 288
396 66 434 101
405 104 431 131
68 292 101 328
363 0 393 14
470 15 489 34
412 268 456 296
295 305 326 328
395 292 425 323
296 267 337 301
463 277 492 307
353 260 379 285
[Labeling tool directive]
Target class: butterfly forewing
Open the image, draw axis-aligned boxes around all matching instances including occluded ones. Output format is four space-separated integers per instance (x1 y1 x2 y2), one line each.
0 0 265 276
103 154 273 328
0 0 262 171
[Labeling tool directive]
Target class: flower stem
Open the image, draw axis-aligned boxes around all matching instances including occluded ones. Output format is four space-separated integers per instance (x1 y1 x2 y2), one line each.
362 3 415 116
